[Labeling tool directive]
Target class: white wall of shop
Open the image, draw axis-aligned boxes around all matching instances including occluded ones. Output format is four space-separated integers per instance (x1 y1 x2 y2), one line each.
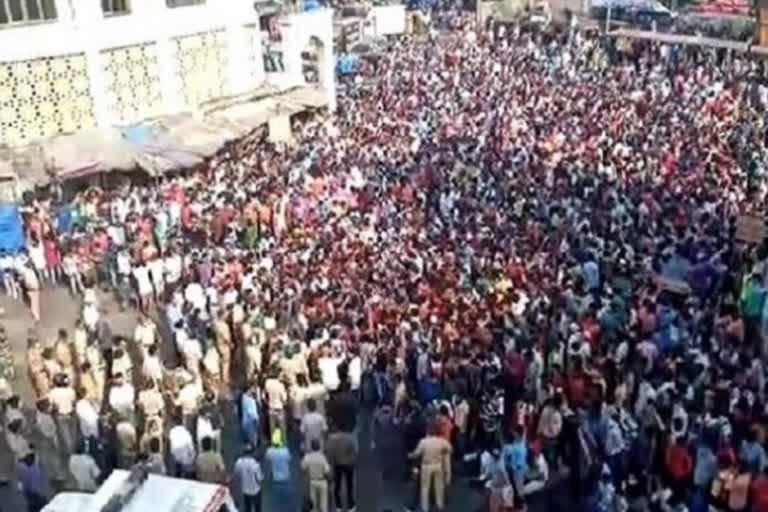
0 0 335 147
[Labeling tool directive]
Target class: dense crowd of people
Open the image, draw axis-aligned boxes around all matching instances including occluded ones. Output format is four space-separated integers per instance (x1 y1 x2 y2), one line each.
2 14 768 512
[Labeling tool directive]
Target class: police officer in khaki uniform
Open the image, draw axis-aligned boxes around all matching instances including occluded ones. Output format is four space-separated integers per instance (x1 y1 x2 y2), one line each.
301 439 331 512
26 336 49 399
138 381 164 431
214 315 232 387
85 342 106 402
54 329 75 384
202 348 221 399
79 363 100 403
72 320 89 369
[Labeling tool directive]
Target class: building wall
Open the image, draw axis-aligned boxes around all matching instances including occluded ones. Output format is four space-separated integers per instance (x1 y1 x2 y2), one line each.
0 0 335 147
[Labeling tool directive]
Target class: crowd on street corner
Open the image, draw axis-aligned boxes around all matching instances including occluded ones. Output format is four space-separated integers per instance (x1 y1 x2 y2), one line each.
3 10 768 512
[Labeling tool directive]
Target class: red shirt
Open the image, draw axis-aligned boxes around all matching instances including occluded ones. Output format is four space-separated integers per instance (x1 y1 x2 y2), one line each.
43 239 60 266
567 372 586 406
666 444 692 481
751 475 768 512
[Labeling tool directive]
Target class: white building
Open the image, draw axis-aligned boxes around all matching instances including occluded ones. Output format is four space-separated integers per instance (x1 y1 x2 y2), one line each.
0 0 336 149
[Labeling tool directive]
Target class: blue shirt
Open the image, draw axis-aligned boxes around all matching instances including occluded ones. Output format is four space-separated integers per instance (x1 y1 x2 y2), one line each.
16 461 44 495
240 392 260 441
693 446 717 487
503 440 528 477
266 446 292 482
740 441 767 472
583 261 600 291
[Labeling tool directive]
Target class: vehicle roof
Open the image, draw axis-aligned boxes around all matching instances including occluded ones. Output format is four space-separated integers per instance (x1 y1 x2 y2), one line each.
42 492 94 512
85 470 229 512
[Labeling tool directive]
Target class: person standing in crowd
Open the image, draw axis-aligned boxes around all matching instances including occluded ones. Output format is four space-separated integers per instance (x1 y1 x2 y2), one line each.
20 262 41 322
68 442 101 492
8 17 768 512
195 436 226 484
327 426 358 512
17 451 46 512
265 367 288 439
301 398 328 453
265 429 293 512
234 444 263 512
169 414 196 478
302 439 331 512
410 422 453 512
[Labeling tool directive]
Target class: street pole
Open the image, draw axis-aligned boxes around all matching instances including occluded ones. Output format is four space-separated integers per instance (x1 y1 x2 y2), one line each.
606 2 612 33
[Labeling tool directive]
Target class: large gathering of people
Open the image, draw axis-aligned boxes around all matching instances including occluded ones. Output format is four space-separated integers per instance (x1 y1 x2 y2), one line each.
2 11 768 512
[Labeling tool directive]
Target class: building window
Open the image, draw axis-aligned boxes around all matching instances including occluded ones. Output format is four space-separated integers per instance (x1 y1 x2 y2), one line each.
166 0 205 7
263 50 284 73
0 0 57 26
102 0 130 16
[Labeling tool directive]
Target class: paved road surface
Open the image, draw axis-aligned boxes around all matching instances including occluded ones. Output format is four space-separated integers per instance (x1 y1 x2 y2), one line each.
0 287 570 512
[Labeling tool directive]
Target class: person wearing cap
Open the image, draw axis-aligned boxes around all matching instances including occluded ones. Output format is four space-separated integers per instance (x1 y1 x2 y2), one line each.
265 428 293 512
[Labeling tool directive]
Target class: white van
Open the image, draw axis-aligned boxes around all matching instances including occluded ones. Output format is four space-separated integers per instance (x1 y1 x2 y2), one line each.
42 492 94 512
46 468 238 512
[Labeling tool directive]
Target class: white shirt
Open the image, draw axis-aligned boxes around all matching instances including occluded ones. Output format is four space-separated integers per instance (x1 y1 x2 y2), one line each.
0 255 14 271
142 356 163 382
75 399 100 439
165 255 182 284
234 456 263 496
21 266 39 290
116 252 132 275
69 453 100 492
196 416 217 447
28 244 45 269
134 322 157 348
185 283 206 312
148 259 165 286
169 425 196 467
318 357 342 392
300 412 328 446
177 382 201 415
109 384 135 416
83 304 99 331
133 266 152 295
348 356 362 391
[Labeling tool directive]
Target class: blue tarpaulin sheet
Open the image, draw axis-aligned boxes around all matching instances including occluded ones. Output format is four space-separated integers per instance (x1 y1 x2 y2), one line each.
304 0 320 10
336 54 359 74
0 205 24 254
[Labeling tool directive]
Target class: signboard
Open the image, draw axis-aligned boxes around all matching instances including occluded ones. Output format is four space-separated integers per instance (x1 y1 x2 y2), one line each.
268 115 293 144
370 5 406 36
736 215 766 244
